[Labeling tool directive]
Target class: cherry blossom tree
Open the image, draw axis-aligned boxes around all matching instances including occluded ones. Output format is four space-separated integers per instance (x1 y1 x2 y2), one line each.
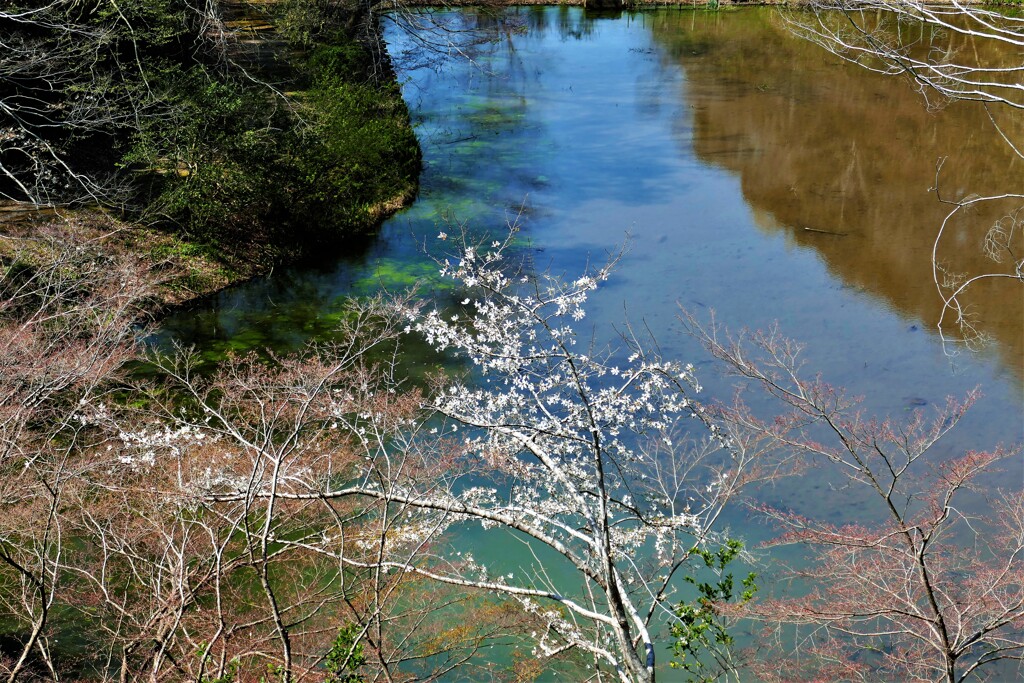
0 221 518 680
76 290 534 681
763 11 1024 670
0 221 157 680
684 314 1024 683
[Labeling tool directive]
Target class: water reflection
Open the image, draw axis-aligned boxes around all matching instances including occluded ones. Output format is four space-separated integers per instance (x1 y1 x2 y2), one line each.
650 8 1024 377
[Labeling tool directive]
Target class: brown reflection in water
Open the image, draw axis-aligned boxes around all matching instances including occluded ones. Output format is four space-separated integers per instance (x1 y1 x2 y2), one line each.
650 8 1024 378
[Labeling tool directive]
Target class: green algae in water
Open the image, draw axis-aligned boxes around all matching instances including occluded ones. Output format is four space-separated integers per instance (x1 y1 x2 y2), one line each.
351 259 453 294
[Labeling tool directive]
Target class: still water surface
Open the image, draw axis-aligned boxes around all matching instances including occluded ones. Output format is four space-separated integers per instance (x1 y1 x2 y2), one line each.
159 5 1023 671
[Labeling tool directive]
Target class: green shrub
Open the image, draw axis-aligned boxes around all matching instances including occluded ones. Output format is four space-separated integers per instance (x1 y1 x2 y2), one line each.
324 623 367 683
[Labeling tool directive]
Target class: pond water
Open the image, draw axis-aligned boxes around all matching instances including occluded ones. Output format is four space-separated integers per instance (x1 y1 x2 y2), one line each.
157 4 1023 674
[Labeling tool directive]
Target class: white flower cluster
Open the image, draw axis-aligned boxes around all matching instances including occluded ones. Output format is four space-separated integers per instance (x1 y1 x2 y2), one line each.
116 424 208 469
111 422 249 499
407 239 707 539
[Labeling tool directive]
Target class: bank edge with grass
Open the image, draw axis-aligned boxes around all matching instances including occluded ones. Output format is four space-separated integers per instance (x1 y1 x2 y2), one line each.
1 0 421 309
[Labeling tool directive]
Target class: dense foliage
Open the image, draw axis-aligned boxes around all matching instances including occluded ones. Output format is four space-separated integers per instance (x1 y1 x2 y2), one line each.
0 0 420 264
